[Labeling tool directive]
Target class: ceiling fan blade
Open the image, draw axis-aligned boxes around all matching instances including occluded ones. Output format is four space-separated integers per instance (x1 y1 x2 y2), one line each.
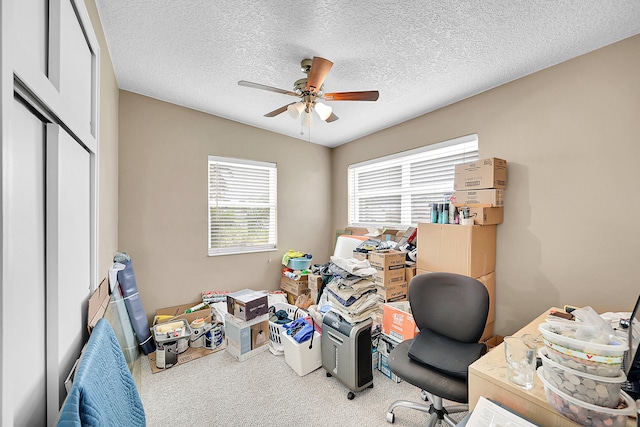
264 103 296 117
325 112 339 123
238 80 299 97
323 91 379 101
306 57 333 92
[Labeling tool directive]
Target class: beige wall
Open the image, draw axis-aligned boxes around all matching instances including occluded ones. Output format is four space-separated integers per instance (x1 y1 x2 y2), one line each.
118 92 332 321
332 35 640 336
85 0 120 281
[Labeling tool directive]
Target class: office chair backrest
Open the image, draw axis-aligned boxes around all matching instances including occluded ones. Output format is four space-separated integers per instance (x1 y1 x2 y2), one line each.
409 272 489 343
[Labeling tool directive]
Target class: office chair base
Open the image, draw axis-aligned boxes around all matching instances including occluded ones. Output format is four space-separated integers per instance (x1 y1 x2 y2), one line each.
386 393 468 427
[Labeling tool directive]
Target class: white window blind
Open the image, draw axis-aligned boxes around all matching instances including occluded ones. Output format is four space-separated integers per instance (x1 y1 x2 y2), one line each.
348 134 479 227
208 156 277 256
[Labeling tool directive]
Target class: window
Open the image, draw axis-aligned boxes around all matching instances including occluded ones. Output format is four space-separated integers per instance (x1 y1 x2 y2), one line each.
348 134 478 227
208 156 277 256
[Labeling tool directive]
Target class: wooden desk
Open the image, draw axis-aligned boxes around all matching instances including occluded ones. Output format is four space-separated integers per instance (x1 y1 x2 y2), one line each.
468 308 635 427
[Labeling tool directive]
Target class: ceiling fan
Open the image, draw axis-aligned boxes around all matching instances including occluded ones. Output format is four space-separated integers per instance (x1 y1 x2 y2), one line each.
238 57 379 127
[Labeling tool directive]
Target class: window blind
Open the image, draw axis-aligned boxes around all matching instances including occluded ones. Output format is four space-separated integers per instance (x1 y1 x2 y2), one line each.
348 135 479 227
208 156 277 256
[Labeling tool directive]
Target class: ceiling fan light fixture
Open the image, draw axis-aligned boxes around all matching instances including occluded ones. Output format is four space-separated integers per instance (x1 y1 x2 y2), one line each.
314 102 332 121
287 102 305 119
302 110 313 127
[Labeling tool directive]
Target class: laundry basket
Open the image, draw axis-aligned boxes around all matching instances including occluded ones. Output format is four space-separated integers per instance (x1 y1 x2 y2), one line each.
268 303 308 355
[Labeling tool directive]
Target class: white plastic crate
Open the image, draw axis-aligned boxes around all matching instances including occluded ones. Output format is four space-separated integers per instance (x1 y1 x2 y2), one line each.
268 302 308 355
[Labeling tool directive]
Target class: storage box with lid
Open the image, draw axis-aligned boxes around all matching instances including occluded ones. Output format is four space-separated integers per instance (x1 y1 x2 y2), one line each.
454 157 507 190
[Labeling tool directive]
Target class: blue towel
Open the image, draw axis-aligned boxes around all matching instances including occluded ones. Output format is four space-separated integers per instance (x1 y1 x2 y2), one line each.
58 318 145 426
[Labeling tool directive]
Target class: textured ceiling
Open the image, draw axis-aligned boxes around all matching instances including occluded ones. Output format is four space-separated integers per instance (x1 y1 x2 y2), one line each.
95 0 640 148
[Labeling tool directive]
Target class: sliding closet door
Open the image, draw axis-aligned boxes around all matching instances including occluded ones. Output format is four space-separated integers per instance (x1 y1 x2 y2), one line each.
46 124 92 414
3 0 100 423
9 99 47 427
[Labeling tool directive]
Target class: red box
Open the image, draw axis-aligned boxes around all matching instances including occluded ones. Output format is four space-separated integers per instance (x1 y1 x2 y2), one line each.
382 301 419 342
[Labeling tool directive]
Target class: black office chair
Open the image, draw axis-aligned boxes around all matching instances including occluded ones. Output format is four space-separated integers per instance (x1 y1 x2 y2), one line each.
386 272 490 426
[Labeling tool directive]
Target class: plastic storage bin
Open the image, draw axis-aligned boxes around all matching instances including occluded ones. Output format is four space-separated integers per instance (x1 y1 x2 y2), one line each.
537 367 636 427
538 347 626 408
538 322 627 377
268 303 308 355
282 330 322 376
287 257 311 270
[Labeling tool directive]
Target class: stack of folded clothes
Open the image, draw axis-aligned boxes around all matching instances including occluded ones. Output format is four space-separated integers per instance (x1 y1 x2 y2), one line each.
324 256 380 324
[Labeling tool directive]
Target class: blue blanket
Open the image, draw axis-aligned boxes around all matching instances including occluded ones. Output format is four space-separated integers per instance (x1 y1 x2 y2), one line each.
58 318 146 426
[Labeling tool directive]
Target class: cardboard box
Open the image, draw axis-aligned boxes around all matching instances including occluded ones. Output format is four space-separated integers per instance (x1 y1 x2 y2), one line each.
476 272 496 324
482 335 504 351
378 334 402 382
352 251 369 261
87 278 110 332
481 321 494 342
226 289 268 321
417 223 496 278
452 189 504 207
280 276 309 295
369 250 406 272
400 269 495 333
225 338 270 362
155 301 213 326
376 282 408 302
454 157 507 190
373 269 406 287
286 289 310 305
405 265 417 284
383 301 419 342
307 273 323 291
224 313 270 355
468 206 503 225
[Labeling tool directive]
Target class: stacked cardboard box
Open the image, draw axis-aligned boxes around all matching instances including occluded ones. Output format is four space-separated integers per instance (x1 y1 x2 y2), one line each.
416 223 497 340
225 289 270 361
280 275 310 304
369 250 408 303
415 157 506 340
452 157 506 225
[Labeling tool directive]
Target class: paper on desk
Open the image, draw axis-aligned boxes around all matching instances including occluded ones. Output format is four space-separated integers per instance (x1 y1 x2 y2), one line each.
466 397 540 427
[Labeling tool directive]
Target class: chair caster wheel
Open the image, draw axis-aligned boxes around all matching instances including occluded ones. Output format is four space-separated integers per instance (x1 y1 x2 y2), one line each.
326 372 332 377
386 412 395 423
347 391 355 400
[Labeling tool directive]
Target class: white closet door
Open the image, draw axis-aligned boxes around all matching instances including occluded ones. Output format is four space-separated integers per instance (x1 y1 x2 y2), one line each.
46 124 92 416
9 100 47 427
11 0 47 75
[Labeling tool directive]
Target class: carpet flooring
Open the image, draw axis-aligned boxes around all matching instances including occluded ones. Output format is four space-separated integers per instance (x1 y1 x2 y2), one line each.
139 344 468 427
